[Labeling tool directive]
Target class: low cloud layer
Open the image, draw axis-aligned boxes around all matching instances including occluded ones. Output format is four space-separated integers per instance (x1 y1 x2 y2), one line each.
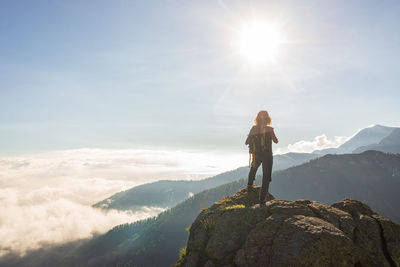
276 134 348 154
0 187 163 257
0 148 245 257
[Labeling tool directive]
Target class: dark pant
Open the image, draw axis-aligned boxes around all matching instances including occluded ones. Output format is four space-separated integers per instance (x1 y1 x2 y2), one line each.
247 152 273 203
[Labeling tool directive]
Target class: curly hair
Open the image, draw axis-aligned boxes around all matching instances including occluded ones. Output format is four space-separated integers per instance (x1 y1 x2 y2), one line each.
254 110 272 126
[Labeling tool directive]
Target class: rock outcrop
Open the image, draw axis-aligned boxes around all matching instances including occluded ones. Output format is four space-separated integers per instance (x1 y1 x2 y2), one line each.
177 186 400 267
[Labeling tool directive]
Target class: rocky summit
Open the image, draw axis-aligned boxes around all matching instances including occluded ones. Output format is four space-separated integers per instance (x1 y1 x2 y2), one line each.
176 186 400 267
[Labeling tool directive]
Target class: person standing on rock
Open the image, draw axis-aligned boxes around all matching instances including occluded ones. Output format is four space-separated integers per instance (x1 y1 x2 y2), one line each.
245 110 278 205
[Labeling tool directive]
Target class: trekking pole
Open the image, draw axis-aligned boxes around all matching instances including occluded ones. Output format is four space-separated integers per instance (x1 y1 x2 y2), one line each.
249 153 251 168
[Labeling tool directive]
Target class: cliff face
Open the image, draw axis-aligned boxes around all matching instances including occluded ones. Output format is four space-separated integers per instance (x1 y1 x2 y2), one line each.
177 186 400 267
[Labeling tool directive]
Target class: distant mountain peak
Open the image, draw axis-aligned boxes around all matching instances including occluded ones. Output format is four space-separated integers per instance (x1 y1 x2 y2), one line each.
313 124 399 154
353 128 400 154
368 124 388 128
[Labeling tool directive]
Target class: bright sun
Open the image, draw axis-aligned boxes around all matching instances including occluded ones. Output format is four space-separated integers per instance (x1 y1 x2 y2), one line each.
235 21 284 65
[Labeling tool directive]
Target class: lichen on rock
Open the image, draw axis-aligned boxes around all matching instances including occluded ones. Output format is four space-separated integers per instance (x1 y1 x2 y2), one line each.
177 186 400 267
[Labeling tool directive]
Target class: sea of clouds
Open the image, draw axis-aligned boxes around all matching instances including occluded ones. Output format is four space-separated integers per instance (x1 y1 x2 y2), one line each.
0 148 245 257
0 133 348 257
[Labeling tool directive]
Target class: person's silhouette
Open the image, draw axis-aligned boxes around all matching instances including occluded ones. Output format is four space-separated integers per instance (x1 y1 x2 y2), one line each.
245 110 278 205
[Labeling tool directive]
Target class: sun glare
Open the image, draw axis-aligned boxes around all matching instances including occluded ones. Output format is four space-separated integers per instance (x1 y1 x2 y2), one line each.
235 21 284 65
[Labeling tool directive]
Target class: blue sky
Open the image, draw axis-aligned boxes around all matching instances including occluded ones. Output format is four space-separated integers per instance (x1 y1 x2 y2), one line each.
1 0 400 155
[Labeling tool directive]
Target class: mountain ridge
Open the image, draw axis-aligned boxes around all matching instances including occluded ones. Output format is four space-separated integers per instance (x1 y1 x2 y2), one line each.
354 128 400 153
94 152 320 211
271 150 400 222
